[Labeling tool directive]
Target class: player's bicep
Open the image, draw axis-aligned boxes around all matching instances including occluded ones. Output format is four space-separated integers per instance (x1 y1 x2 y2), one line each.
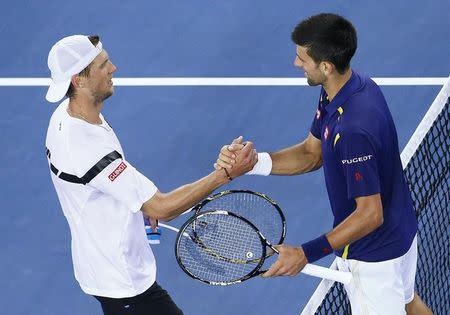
305 132 322 159
89 159 157 213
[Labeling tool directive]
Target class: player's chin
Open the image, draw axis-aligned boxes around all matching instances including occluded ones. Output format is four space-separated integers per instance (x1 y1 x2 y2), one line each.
307 78 320 86
102 89 114 101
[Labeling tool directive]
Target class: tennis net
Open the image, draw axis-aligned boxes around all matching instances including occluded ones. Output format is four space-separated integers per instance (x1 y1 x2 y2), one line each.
301 76 450 315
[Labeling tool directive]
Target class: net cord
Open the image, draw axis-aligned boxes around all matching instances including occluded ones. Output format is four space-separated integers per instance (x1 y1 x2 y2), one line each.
401 75 450 167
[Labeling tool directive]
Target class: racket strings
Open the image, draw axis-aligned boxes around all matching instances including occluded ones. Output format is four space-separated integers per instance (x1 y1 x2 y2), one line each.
177 212 264 284
198 192 284 245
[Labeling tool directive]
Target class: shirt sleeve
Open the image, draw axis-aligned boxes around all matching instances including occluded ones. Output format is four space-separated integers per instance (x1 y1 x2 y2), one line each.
88 159 158 213
335 131 381 199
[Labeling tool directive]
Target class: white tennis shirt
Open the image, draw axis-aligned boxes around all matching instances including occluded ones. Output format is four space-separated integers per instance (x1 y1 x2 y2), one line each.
45 99 158 298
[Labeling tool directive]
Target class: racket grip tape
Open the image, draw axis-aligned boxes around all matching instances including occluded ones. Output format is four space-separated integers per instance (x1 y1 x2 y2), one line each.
302 263 352 285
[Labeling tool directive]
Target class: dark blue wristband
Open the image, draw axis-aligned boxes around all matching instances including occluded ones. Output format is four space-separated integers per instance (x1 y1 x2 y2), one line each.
301 234 333 263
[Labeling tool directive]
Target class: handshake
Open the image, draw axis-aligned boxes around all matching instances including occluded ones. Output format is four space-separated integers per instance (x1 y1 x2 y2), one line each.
214 136 272 180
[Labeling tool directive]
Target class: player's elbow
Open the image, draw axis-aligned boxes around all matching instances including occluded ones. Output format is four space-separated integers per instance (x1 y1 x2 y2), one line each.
142 191 189 221
141 204 170 221
295 152 322 174
372 208 384 228
141 192 180 221
367 205 384 231
312 156 323 171
356 194 383 232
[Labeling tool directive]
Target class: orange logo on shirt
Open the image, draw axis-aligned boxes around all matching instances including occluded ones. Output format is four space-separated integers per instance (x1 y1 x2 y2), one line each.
109 162 127 181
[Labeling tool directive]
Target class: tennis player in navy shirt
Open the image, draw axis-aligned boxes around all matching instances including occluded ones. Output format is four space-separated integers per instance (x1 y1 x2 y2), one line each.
216 13 432 315
312 70 419 263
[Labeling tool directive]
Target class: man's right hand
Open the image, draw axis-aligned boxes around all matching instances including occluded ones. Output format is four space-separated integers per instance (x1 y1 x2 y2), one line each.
214 136 248 170
228 138 258 179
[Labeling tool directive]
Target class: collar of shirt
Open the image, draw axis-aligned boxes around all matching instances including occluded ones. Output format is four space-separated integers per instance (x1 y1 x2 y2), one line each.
322 70 362 115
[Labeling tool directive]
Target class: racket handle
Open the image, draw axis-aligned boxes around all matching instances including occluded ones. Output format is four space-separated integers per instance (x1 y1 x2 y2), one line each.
301 263 352 285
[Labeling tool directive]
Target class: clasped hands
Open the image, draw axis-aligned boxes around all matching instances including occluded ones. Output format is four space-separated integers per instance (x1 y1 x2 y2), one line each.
214 136 257 180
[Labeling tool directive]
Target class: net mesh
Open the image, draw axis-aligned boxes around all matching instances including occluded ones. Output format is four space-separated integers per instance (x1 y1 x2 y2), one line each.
302 79 450 315
406 94 450 314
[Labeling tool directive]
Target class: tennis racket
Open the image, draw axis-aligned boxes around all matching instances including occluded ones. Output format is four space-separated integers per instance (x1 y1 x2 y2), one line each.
190 189 284 263
175 210 352 286
192 189 285 247
156 189 285 252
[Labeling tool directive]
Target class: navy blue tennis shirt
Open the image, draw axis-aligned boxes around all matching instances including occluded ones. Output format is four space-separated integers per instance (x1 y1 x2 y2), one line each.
311 70 417 262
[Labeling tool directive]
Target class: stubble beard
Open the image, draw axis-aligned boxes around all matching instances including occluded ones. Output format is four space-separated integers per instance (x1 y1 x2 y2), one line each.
307 77 320 86
94 88 114 104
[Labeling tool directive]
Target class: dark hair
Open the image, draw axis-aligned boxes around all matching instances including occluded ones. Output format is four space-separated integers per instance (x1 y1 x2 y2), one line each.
291 13 357 74
66 35 100 98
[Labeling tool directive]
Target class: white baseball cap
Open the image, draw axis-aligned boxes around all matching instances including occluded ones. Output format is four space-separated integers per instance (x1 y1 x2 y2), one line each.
46 35 103 103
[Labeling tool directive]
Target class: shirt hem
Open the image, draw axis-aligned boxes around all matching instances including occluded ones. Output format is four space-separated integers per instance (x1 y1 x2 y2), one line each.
79 276 156 298
335 231 417 262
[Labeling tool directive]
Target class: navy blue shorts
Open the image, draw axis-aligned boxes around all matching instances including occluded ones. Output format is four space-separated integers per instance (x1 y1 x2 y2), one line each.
94 282 183 315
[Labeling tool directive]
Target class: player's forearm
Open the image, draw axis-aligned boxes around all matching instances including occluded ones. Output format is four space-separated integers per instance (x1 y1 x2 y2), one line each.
142 170 229 221
301 195 383 263
270 142 322 175
326 194 383 251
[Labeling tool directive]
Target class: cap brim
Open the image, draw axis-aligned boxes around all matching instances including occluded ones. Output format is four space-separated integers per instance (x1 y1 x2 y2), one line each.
46 79 71 103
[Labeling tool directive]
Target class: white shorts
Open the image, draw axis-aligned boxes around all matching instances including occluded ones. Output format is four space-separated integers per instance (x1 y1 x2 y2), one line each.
335 235 417 315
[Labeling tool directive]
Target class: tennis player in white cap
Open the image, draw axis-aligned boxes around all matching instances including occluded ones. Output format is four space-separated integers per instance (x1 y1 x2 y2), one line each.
45 34 257 315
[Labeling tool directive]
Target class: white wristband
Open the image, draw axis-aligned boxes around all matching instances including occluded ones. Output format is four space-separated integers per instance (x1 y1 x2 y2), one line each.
246 152 272 176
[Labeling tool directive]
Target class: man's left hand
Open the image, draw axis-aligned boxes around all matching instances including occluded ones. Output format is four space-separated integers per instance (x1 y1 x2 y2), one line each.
262 245 308 277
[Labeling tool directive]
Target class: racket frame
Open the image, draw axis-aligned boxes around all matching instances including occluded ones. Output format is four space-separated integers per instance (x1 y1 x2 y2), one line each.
192 189 286 245
175 210 272 286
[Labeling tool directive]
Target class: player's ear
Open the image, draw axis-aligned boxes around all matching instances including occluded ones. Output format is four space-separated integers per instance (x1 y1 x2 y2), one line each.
320 61 334 76
71 75 84 88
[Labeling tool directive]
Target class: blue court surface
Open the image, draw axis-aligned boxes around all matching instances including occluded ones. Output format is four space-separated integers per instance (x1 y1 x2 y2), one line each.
1 1 449 314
